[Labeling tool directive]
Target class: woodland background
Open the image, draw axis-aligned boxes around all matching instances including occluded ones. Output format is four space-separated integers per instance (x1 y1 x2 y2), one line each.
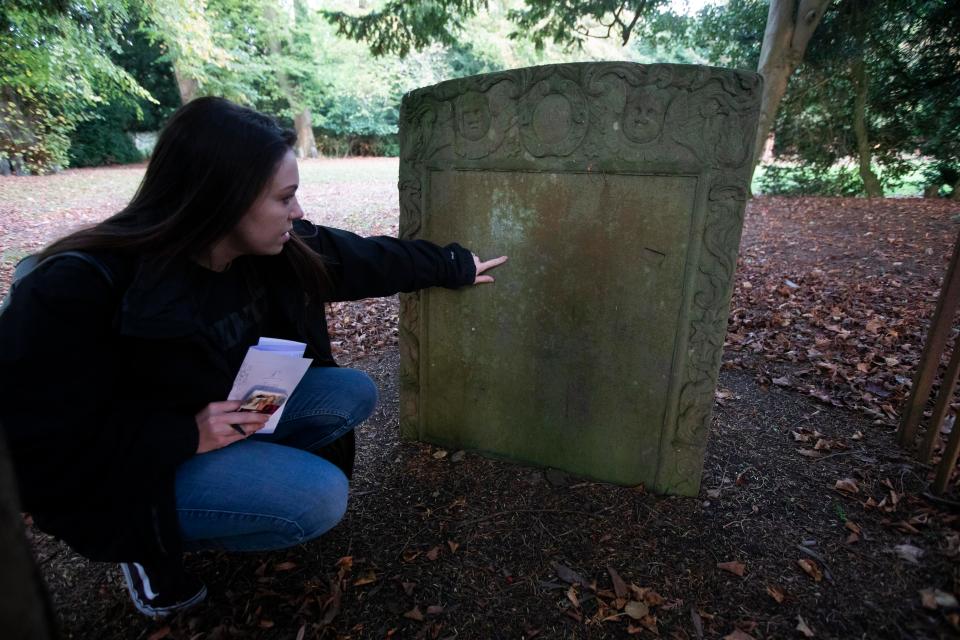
1 0 957 200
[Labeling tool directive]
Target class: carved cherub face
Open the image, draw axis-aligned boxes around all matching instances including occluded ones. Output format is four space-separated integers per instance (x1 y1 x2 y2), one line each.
457 91 491 142
698 97 726 119
622 91 665 143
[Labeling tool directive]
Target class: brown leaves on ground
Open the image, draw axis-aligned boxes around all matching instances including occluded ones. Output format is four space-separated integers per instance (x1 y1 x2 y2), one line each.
834 478 860 494
727 196 960 424
797 558 824 582
766 584 786 603
552 562 666 634
717 560 747 577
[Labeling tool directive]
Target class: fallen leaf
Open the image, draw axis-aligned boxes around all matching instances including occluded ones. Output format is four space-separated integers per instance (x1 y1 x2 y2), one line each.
352 571 378 586
921 588 959 610
147 627 171 640
607 566 629 599
717 560 746 577
426 546 441 561
258 620 275 629
432 449 448 460
845 521 862 534
723 630 757 640
426 604 445 615
624 600 649 619
796 614 815 637
797 559 823 582
447 540 460 553
401 581 416 596
643 589 665 606
566 585 580 608
403 606 425 622
766 584 786 604
834 478 859 494
852 430 864 440
450 450 466 462
773 376 791 387
894 544 924 564
639 614 658 634
274 561 297 572
797 448 821 458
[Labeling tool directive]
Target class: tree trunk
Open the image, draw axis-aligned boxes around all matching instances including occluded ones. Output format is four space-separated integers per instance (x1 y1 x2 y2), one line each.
0 427 57 639
851 57 883 197
293 108 318 159
924 183 941 198
753 0 832 178
953 177 960 201
173 63 199 105
264 3 317 159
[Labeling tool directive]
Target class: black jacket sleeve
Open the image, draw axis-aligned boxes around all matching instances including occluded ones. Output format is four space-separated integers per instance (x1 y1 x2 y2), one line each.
295 220 476 301
0 256 198 514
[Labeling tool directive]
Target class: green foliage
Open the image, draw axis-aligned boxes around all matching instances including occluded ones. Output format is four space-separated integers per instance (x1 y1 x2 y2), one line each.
691 0 959 197
688 0 766 70
324 0 489 57
0 0 154 173
64 16 179 167
324 0 678 56
507 0 669 50
68 102 142 167
756 163 863 197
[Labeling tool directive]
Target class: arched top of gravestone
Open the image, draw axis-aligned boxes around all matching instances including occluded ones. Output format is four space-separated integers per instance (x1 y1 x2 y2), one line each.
400 62 762 173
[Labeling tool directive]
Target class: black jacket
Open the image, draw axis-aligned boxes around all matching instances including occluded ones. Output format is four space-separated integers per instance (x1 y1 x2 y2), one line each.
0 220 475 563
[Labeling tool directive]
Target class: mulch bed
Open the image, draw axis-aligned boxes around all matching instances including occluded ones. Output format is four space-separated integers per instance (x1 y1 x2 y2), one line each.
4 166 960 638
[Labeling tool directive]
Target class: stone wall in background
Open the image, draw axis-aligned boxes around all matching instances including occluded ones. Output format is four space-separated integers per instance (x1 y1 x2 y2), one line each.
398 63 761 495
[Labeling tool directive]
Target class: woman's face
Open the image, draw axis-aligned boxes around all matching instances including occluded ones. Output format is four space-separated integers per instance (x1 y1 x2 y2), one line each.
216 150 303 264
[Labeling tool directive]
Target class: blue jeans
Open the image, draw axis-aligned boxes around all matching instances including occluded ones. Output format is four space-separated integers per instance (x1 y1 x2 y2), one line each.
174 367 377 552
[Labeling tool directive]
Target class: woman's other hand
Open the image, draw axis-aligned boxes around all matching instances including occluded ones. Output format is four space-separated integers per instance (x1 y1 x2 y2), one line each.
473 254 508 284
195 401 270 454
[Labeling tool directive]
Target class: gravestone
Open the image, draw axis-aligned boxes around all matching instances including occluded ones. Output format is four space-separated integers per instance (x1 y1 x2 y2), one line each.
397 63 761 495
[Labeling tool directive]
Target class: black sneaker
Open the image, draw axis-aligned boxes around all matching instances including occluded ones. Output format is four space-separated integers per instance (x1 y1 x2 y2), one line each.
120 561 207 618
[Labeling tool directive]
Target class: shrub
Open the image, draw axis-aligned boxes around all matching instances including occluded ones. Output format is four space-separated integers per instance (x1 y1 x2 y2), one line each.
756 163 863 197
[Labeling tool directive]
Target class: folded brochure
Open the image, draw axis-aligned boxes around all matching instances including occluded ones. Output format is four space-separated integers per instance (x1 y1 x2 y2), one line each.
227 337 312 434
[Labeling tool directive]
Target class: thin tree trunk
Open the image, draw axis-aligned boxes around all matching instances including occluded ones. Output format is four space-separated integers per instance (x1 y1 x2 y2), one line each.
293 108 318 159
953 177 960 201
851 57 883 197
753 0 832 178
0 427 57 639
172 64 199 105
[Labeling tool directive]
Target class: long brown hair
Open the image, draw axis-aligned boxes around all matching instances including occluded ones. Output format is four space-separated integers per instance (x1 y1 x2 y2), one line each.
42 97 328 298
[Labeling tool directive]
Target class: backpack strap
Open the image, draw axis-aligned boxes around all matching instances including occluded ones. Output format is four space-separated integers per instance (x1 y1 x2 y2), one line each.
1 251 115 316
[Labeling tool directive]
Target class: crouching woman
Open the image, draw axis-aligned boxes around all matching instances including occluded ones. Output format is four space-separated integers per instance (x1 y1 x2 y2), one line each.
0 97 506 617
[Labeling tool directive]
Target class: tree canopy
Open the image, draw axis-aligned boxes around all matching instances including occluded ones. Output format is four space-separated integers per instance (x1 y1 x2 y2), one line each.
1 0 956 198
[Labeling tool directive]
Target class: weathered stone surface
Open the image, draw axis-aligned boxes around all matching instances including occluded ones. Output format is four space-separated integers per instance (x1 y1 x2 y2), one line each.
398 62 761 495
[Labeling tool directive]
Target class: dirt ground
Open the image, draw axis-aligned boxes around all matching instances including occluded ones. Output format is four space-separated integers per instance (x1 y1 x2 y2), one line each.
3 162 960 639
27 352 960 639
